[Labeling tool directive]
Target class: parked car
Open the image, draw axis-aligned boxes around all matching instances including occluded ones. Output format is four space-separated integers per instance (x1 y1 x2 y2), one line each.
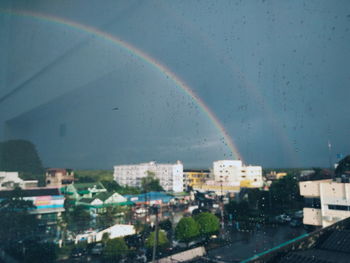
290 218 303 227
294 210 304 219
275 214 292 223
135 207 147 214
91 243 103 255
71 248 87 258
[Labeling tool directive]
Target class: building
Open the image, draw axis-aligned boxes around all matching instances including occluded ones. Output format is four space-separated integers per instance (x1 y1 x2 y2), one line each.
46 168 74 187
183 169 211 189
213 160 263 188
124 191 174 206
114 161 184 192
300 178 350 228
0 171 38 190
64 182 107 200
75 224 135 244
265 171 287 181
241 216 350 263
77 191 133 214
0 187 65 233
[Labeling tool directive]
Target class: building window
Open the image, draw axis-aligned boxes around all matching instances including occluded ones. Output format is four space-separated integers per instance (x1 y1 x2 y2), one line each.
328 204 350 211
304 198 321 209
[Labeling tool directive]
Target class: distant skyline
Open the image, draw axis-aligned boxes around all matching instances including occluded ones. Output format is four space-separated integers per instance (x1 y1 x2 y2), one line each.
1 0 349 169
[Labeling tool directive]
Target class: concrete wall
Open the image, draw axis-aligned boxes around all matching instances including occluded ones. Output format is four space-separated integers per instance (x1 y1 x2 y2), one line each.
303 208 322 226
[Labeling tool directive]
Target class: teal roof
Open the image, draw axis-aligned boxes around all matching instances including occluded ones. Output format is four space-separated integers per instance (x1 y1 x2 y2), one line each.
95 191 115 202
73 182 106 191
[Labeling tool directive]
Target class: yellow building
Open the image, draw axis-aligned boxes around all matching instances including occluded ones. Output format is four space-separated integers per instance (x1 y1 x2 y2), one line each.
183 169 210 189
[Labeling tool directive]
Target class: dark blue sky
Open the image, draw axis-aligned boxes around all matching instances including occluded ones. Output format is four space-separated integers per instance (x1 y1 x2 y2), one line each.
0 0 349 169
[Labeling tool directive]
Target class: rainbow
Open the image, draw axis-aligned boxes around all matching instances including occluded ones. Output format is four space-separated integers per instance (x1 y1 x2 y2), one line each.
0 8 243 161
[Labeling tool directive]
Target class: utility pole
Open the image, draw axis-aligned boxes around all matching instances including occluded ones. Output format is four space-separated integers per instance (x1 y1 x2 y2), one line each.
220 177 225 236
152 205 159 263
328 140 333 170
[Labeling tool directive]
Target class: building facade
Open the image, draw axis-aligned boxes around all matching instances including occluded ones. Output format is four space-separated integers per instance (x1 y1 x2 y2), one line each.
46 168 74 187
114 161 183 192
300 179 350 227
213 160 263 188
183 169 211 189
0 171 38 190
0 187 65 234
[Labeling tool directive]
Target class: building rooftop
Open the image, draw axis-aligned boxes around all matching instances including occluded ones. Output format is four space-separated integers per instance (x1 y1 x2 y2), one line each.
0 188 62 198
245 216 350 263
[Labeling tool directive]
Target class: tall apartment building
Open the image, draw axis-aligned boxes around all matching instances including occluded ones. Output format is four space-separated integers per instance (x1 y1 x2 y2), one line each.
213 160 263 188
300 179 350 228
114 161 183 192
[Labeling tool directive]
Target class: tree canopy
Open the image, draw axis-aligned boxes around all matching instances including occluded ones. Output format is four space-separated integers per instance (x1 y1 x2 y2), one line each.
145 230 169 249
194 212 220 237
0 140 43 175
0 188 39 244
269 174 302 210
175 217 199 242
141 171 164 192
103 238 129 260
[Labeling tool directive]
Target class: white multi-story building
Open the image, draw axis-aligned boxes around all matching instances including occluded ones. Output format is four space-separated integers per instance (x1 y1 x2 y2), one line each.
114 161 183 192
300 179 350 228
213 160 263 188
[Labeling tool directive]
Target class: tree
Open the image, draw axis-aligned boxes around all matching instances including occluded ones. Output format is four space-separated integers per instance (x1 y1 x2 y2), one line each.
194 212 220 237
103 238 129 261
0 187 39 244
141 171 164 192
159 219 172 232
175 217 199 242
101 232 110 247
270 174 302 211
0 140 43 175
145 230 169 249
69 206 91 230
225 200 249 220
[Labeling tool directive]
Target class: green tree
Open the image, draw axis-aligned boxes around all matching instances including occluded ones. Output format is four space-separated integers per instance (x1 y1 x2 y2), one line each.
0 187 39 244
141 171 164 192
145 230 169 249
101 232 110 247
69 206 91 230
159 219 172 232
194 212 220 237
103 238 129 261
270 174 302 211
175 217 199 243
225 200 250 220
0 140 43 175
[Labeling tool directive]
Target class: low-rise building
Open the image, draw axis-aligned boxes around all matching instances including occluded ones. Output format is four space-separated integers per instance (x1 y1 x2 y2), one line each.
0 171 38 190
64 182 107 200
114 161 184 192
300 179 350 228
124 191 174 206
0 187 65 233
265 171 287 181
76 191 132 214
46 168 74 187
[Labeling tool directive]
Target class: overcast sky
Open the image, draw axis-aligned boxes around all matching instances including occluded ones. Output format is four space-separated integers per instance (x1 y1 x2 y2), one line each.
1 0 349 169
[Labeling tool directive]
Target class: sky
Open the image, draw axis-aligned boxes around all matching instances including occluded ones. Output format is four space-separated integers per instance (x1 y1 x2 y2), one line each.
0 0 349 169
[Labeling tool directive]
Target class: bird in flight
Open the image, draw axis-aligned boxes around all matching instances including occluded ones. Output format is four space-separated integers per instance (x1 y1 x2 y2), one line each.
112 107 119 110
